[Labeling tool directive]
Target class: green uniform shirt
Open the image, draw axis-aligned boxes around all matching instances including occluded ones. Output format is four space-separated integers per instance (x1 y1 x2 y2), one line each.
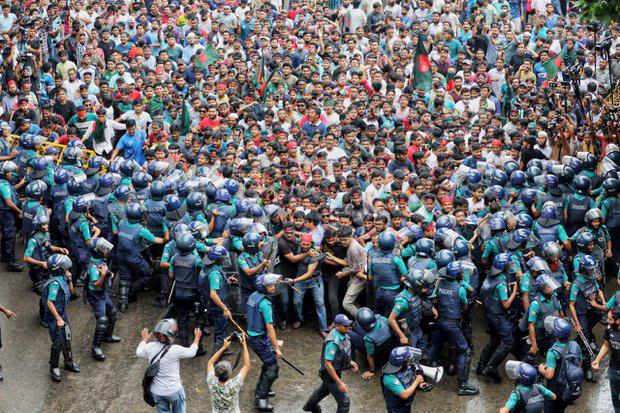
392 289 413 316
545 341 582 369
324 329 346 362
247 298 274 337
47 276 64 301
504 384 555 411
382 372 407 395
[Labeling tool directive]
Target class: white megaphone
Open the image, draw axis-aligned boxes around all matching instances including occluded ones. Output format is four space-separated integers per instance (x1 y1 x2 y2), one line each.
418 364 444 383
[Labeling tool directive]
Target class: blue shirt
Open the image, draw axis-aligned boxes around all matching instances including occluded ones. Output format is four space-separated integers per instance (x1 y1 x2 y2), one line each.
116 130 147 164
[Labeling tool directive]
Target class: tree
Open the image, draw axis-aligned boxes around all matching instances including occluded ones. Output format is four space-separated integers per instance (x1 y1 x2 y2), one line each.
572 0 620 25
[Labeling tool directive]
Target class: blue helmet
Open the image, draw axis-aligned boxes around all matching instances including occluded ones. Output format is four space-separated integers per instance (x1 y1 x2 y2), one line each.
436 215 454 230
545 316 571 340
467 169 482 184
520 188 538 205
224 178 239 195
242 232 260 253
229 218 251 236
30 157 49 179
492 253 511 272
206 245 228 262
186 192 205 211
264 204 280 220
248 204 264 219
516 213 533 229
132 171 150 190
171 223 190 239
579 255 597 278
404 270 425 291
573 174 591 193
409 224 424 241
107 162 121 175
54 168 70 185
526 166 542 181
575 231 595 249
176 233 196 255
510 170 526 186
86 155 105 175
215 188 231 203
415 238 435 257
527 158 543 170
504 160 519 176
435 249 455 269
67 176 83 196
119 159 135 177
73 195 90 213
26 180 47 199
491 169 509 186
113 185 131 201
164 194 182 212
544 174 559 189
236 199 252 215
97 173 115 195
383 346 420 374
62 147 83 164
378 231 396 251
511 228 531 245
489 217 506 232
356 307 377 332
506 361 538 386
189 221 208 240
126 202 144 223
46 254 73 273
540 203 558 219
445 260 463 279
150 180 167 200
451 238 470 259
67 138 84 148
603 178 620 195
33 213 49 230
205 182 217 200
489 185 505 200
582 153 597 171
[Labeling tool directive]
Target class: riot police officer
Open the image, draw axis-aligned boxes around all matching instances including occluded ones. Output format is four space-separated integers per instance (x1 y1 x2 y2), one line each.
564 174 595 236
0 161 23 272
115 202 165 312
68 195 100 285
23 215 68 293
132 171 151 202
50 168 70 245
429 260 479 395
238 231 268 312
533 203 570 251
380 346 425 413
40 254 80 381
186 192 208 224
499 361 556 413
370 232 408 316
86 237 121 361
247 273 282 412
355 307 395 380
199 245 232 354
207 189 235 238
478 253 518 383
83 156 104 194
89 173 116 241
407 238 436 272
303 314 357 413
21 179 47 239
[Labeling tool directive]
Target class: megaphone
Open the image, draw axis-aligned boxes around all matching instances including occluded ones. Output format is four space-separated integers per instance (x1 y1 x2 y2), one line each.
418 364 444 383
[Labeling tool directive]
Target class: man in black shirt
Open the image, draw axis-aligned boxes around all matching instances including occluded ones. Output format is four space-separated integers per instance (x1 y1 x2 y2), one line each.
52 88 77 123
320 227 348 325
592 306 620 413
519 136 546 169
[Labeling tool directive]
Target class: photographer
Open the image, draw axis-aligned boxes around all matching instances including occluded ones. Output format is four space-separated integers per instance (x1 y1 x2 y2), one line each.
207 333 250 413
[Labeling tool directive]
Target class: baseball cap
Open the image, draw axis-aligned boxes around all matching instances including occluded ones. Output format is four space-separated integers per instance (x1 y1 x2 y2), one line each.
334 314 353 327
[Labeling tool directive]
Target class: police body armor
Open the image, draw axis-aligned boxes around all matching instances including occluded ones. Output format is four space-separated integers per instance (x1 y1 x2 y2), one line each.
90 194 111 231
83 175 98 194
566 195 590 225
573 278 598 315
319 329 352 376
436 279 463 321
515 384 546 413
480 276 506 315
135 188 150 202
371 252 401 288
209 203 234 238
366 315 393 347
28 232 51 267
117 221 146 255
144 199 167 237
238 252 263 290
41 276 71 318
201 264 229 304
545 194 566 224
247 292 268 334
408 256 431 271
548 263 566 291
533 295 561 338
68 216 89 248
381 367 415 410
21 200 40 237
535 221 559 245
0 179 20 210
172 252 199 291
396 291 422 330
605 198 620 229
50 184 68 227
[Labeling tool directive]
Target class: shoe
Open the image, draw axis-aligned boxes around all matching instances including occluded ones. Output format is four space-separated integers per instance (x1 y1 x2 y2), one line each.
292 321 302 329
267 390 276 398
64 362 80 373
483 366 501 383
457 382 479 396
475 362 485 375
92 347 106 361
447 364 457 376
103 335 121 343
585 369 597 383
255 399 273 412
50 368 62 382
119 303 128 313
151 297 167 307
302 403 322 412
70 292 80 301
6 263 23 272
279 321 287 331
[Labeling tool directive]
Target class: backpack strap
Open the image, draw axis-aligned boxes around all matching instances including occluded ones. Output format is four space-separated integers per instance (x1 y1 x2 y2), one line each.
149 344 171 365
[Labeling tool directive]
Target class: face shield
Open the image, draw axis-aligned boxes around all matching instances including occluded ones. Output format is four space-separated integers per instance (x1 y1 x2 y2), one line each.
57 255 73 271
93 238 114 255
408 346 422 364
537 274 561 295
526 257 551 274
505 360 526 381
544 316 562 334
422 269 436 286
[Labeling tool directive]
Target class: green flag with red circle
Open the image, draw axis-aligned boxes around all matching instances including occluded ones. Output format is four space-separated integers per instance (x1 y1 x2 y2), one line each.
413 40 432 91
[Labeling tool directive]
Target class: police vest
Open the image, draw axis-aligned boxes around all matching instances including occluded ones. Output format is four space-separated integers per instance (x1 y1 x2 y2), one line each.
566 195 590 225
28 232 51 267
68 216 88 248
21 200 40 237
50 184 68 223
83 175 98 194
0 179 19 210
90 194 111 229
319 330 352 375
201 265 229 302
396 290 422 329
108 202 126 227
573 278 598 315
144 199 166 236
408 257 431 271
515 384 545 413
135 188 150 202
86 261 107 293
548 263 566 291
605 198 620 229
117 221 144 254
535 221 559 245
436 279 462 321
238 252 263 290
172 252 199 290
209 203 233 237
247 292 268 335
41 276 71 317
381 368 415 410
532 295 561 335
481 276 506 315
371 252 401 288
545 194 566 224
365 316 392 347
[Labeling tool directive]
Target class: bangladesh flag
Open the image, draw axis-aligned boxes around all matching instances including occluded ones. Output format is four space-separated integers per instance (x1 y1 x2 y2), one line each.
179 100 191 135
542 50 565 83
195 44 219 71
413 40 432 91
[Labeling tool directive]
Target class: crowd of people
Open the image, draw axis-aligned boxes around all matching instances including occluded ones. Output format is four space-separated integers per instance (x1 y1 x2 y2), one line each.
0 0 619 411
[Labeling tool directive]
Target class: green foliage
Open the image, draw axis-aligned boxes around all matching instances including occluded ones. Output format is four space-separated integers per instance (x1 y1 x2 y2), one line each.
573 0 620 25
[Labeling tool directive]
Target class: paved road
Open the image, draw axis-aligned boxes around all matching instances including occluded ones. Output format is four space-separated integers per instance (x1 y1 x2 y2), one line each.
0 252 615 412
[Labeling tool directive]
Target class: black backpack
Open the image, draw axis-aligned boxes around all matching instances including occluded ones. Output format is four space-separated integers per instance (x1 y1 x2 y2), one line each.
554 342 583 402
142 345 171 406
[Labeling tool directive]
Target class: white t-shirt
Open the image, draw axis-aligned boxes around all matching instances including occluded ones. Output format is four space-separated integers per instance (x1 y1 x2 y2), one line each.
136 341 198 397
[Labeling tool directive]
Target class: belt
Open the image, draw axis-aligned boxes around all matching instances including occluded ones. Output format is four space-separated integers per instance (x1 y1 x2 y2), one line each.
377 286 399 291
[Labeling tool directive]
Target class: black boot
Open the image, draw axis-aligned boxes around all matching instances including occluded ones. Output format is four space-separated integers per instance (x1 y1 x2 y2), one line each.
255 399 273 412
457 360 479 396
6 262 23 272
103 314 121 343
476 344 493 375
119 281 130 313
49 344 62 382
92 317 108 361
483 343 511 383
62 335 80 373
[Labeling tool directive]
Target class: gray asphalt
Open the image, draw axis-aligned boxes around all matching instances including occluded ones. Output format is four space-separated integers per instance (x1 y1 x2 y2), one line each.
0 251 615 412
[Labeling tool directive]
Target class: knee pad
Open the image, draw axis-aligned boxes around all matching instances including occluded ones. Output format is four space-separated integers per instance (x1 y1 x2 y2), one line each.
266 363 279 380
97 317 109 329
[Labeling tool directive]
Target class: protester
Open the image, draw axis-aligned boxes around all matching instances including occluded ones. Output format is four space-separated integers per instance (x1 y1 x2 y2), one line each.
207 334 251 413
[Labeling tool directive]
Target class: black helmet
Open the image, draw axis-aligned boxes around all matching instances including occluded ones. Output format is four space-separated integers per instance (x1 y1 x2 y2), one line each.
356 307 377 332
176 233 196 255
573 174 591 193
126 202 144 223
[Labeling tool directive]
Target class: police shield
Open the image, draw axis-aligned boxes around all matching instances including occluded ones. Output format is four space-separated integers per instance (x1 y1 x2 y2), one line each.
93 237 114 255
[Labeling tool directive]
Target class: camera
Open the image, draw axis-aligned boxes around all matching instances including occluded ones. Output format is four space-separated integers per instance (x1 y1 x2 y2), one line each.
230 332 243 343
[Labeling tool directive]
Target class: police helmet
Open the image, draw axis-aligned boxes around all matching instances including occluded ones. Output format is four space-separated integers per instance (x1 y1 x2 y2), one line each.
356 307 377 332
378 231 396 252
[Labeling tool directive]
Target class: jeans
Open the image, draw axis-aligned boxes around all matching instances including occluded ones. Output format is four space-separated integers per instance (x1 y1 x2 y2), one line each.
153 388 186 413
610 367 620 413
324 275 342 324
342 280 365 318
293 277 328 332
